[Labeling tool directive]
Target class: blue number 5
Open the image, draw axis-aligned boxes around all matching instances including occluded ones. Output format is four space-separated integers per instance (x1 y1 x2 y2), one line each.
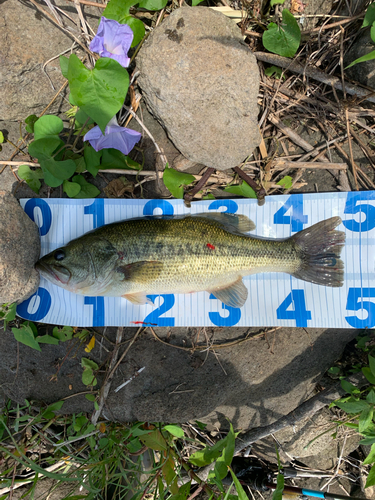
342 192 375 232
345 287 375 328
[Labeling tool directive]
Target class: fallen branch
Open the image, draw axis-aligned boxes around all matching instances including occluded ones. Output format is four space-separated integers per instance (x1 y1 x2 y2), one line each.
255 52 375 104
272 160 347 170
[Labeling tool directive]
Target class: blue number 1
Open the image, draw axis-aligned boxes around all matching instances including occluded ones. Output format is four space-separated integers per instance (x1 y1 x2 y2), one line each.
277 290 312 327
84 199 105 229
274 194 308 232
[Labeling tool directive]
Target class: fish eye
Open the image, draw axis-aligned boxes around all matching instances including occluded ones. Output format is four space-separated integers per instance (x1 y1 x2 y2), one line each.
54 249 65 261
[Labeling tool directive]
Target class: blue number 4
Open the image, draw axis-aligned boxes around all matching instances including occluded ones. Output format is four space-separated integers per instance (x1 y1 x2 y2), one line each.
274 194 308 232
277 290 312 327
345 287 375 329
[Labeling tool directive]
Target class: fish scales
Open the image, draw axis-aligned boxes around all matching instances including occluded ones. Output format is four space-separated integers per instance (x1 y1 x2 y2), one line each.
36 213 345 308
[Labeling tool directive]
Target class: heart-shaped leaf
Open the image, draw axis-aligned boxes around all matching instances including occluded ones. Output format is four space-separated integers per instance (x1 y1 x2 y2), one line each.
263 9 301 58
68 54 129 133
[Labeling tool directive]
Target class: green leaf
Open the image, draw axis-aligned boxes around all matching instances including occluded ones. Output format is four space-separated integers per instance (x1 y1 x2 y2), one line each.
192 0 205 4
214 423 236 480
124 16 146 47
74 156 86 174
364 443 375 465
363 3 375 27
74 108 94 131
366 463 375 487
52 325 74 341
229 467 248 500
359 407 374 434
36 334 60 345
25 114 39 134
369 355 375 377
34 115 64 141
68 54 129 133
264 65 284 79
271 0 286 4
63 180 81 197
140 429 168 451
102 0 135 20
43 158 77 181
29 137 62 159
277 175 293 189
328 366 341 375
163 165 195 198
85 394 96 402
28 137 76 183
346 49 375 69
363 366 375 385
71 175 100 198
84 146 102 177
2 302 16 329
0 131 4 143
224 181 257 198
164 424 184 438
189 435 230 467
367 389 375 404
42 400 64 419
81 358 99 371
17 165 43 194
340 378 357 394
372 23 375 43
12 325 41 351
82 368 97 386
60 55 69 79
272 473 284 500
100 148 141 170
137 0 168 10
263 9 301 58
335 399 371 413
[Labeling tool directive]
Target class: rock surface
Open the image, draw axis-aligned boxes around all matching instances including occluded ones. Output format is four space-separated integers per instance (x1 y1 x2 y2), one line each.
0 191 40 304
0 326 358 428
345 28 375 89
137 7 261 171
0 0 100 121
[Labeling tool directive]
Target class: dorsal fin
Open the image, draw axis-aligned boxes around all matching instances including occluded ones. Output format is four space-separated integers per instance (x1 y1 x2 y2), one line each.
193 212 255 234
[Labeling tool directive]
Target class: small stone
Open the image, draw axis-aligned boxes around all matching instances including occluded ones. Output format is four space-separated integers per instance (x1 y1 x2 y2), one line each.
0 192 40 304
137 7 261 171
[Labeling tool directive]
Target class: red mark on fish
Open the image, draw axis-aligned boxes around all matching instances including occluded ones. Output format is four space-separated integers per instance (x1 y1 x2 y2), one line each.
206 243 215 250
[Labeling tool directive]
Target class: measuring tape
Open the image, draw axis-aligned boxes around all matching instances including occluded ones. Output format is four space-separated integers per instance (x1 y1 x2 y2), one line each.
17 191 375 328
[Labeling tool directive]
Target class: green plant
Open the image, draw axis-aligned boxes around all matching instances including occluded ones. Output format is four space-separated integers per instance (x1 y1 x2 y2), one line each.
262 9 301 58
346 3 375 69
331 348 375 487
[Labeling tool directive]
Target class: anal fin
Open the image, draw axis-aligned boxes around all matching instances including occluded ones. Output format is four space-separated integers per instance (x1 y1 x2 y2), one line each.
122 292 153 305
209 278 248 308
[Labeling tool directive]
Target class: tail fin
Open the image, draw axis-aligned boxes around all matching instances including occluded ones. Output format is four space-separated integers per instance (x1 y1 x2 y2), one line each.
291 216 345 287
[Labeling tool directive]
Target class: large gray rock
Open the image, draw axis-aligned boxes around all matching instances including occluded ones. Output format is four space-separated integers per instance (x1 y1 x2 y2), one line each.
137 7 261 171
0 326 358 429
0 191 40 304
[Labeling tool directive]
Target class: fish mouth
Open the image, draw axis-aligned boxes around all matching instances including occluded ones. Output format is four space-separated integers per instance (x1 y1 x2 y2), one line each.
35 261 71 285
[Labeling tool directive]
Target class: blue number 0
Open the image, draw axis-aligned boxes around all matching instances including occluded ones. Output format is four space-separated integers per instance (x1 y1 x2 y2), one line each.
24 199 52 236
17 287 52 322
276 290 312 327
345 287 375 328
274 194 308 232
209 294 241 326
342 192 375 232
143 200 174 216
144 295 175 326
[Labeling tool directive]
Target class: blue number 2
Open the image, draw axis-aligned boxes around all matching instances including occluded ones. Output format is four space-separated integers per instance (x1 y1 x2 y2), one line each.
277 290 312 327
144 295 175 326
274 194 308 232
345 287 375 328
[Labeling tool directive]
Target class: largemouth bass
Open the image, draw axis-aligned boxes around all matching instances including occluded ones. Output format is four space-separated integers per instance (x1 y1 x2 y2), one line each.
36 213 345 308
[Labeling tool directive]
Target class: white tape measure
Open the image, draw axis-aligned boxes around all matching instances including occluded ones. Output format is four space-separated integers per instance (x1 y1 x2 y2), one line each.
18 192 375 328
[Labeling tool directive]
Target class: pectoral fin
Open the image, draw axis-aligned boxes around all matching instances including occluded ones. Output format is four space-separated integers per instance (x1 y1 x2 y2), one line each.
116 261 163 282
209 278 248 308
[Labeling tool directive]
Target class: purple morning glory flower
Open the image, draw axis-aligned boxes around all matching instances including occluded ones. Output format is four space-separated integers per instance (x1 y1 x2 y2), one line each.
89 17 134 68
84 116 142 155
